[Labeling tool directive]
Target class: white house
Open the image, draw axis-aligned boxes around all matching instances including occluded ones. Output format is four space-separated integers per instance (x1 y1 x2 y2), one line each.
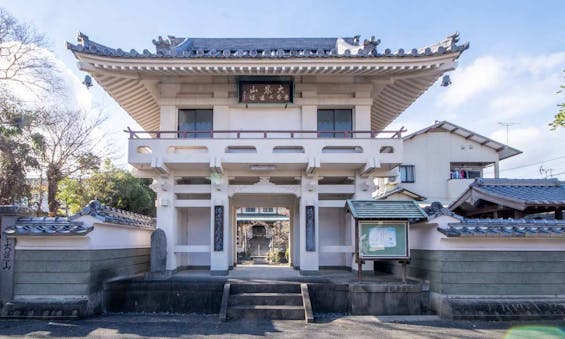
67 32 468 274
376 121 522 205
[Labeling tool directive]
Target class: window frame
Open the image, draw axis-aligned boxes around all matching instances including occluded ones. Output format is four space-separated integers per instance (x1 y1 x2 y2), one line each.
178 109 213 138
399 165 415 183
317 108 353 138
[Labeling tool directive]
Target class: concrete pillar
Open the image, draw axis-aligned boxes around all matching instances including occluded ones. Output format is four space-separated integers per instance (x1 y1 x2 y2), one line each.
153 176 178 271
299 175 319 273
213 105 229 137
292 204 300 269
210 174 229 274
0 206 30 305
160 105 177 138
494 161 500 178
354 105 371 137
301 105 317 137
351 173 375 271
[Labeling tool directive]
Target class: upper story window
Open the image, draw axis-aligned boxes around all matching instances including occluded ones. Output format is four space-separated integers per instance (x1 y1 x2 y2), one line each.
317 109 352 138
244 207 256 213
178 109 213 138
262 207 274 213
399 165 415 183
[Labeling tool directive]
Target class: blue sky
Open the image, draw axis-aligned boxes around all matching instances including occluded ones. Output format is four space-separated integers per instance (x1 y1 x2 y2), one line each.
1 0 564 178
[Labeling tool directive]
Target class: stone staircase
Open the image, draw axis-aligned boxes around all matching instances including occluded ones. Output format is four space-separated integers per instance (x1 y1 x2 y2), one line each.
220 282 313 323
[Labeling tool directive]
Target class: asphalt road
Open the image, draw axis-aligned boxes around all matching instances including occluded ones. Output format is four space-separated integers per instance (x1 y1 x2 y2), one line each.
0 314 564 338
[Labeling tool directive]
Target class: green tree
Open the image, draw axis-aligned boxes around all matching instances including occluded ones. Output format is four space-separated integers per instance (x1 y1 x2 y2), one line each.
0 8 60 204
0 97 44 204
57 160 155 216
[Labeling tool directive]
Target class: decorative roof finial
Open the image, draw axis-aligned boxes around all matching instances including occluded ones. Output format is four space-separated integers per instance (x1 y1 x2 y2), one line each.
76 32 89 46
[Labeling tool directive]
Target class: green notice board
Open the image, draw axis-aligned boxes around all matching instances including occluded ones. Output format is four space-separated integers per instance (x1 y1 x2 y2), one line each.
359 221 409 259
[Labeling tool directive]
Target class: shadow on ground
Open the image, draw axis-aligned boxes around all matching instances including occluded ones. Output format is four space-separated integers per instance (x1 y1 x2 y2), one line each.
0 314 563 338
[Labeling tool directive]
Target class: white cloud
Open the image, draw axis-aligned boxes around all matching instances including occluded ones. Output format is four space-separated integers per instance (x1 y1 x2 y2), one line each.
396 50 565 180
439 56 505 108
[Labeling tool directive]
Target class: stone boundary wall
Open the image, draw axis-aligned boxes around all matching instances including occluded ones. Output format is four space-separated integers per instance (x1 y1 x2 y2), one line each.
376 249 565 319
3 248 149 318
380 250 565 295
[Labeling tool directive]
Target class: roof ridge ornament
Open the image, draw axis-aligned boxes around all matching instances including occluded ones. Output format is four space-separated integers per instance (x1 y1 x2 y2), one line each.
77 32 89 46
152 35 185 54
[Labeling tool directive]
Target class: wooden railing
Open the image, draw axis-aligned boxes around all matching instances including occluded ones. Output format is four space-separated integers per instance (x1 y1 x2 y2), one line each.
125 127 406 139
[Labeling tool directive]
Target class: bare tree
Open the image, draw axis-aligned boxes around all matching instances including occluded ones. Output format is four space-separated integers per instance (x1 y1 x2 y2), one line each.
0 8 62 205
0 8 61 95
41 109 107 214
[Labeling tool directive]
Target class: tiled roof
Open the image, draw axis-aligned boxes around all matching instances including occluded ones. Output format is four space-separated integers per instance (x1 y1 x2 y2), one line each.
449 178 565 211
74 200 156 228
404 121 522 161
438 218 565 237
5 217 92 236
4 200 155 236
66 32 469 59
424 201 464 220
375 186 427 201
346 200 428 221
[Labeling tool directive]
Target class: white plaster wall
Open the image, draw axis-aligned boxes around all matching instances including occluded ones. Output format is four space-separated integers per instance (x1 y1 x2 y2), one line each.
318 207 346 267
410 216 565 251
228 107 302 132
15 219 153 250
403 132 499 203
176 207 211 266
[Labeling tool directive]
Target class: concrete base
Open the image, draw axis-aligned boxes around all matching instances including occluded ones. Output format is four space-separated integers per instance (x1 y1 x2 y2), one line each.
433 293 565 320
1 299 88 319
103 271 428 316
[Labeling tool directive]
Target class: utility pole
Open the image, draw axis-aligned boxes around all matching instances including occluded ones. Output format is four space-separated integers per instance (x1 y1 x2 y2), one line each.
498 122 519 144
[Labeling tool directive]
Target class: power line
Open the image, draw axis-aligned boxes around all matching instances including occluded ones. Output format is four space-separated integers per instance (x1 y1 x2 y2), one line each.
501 155 565 172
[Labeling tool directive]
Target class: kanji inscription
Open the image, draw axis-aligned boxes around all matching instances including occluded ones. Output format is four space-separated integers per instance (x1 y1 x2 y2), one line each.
239 82 293 103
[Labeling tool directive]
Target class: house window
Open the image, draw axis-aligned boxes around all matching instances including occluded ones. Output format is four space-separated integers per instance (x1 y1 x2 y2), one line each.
262 207 274 213
317 109 352 138
178 109 213 138
245 207 256 213
399 165 415 183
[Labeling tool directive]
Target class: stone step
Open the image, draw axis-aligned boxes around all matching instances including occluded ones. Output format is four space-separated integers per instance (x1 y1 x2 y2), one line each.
227 305 305 320
229 293 303 306
230 283 300 294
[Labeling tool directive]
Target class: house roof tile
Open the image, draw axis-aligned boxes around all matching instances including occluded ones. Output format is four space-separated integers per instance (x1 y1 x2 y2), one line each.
438 218 565 238
346 200 428 221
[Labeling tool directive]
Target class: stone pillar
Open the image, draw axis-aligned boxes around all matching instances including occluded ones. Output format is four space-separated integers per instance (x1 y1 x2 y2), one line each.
210 174 229 275
0 206 30 305
152 176 177 271
299 175 319 273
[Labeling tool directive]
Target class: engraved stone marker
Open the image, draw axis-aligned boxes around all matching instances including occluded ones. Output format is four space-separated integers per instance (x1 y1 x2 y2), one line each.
145 228 171 280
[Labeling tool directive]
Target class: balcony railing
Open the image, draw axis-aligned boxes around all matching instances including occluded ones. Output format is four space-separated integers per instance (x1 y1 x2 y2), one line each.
125 128 406 139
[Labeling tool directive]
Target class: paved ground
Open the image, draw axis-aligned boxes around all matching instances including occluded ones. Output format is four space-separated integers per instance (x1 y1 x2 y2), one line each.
0 314 564 338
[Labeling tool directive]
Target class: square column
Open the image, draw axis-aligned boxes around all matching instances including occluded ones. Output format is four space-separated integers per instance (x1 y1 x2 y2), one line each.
153 176 178 270
210 175 229 274
160 105 177 134
354 105 371 137
351 173 376 271
299 176 319 272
